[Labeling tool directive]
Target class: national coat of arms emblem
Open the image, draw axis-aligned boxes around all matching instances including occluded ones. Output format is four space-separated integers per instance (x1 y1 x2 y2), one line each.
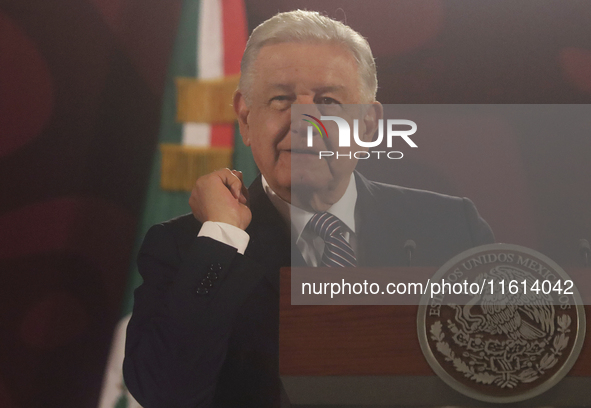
418 244 585 403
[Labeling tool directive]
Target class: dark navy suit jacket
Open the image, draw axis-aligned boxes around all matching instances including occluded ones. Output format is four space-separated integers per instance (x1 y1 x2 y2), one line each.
123 172 494 407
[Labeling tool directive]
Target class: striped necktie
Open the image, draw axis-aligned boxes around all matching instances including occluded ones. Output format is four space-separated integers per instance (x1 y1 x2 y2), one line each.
308 212 357 267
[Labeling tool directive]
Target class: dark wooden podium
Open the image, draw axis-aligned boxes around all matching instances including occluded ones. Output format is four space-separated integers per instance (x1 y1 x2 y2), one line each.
279 267 591 407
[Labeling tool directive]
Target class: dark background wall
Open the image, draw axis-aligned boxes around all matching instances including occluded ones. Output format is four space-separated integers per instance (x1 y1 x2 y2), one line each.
0 0 590 407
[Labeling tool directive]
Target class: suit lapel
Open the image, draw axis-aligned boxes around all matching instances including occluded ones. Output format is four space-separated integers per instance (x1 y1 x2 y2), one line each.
244 176 305 293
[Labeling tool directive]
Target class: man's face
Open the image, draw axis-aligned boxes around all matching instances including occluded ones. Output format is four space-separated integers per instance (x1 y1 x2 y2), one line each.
235 41 378 209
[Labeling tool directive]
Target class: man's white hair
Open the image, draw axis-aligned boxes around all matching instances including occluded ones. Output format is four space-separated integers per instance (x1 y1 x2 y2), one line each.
238 10 377 104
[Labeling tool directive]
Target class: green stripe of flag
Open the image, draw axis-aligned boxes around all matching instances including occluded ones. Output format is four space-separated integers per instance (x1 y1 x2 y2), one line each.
120 0 202 317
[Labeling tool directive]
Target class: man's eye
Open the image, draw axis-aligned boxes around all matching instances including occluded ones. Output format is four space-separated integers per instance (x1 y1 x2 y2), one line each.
269 95 293 109
316 97 343 115
270 95 293 103
268 96 293 111
316 97 340 104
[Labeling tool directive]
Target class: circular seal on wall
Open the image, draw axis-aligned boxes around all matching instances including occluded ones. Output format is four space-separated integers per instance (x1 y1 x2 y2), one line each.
417 243 585 403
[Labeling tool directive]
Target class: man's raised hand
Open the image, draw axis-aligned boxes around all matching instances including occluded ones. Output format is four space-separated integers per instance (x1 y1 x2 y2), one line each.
189 169 252 230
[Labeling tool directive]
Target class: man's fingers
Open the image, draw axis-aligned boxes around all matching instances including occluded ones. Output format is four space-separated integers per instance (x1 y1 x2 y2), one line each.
229 170 243 198
231 169 243 182
225 169 248 204
231 170 249 204
217 168 244 200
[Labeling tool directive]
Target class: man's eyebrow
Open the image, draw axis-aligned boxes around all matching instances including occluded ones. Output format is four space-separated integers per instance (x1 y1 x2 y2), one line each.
268 84 293 92
266 85 347 93
314 85 346 94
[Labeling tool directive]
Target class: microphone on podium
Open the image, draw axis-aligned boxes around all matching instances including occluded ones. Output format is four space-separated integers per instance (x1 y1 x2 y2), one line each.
580 238 590 267
404 239 416 267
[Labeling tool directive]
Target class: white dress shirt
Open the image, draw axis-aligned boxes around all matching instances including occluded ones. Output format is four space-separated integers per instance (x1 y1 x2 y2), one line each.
198 174 358 265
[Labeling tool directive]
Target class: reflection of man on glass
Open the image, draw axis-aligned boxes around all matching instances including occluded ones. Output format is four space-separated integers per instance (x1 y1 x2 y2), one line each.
124 10 494 407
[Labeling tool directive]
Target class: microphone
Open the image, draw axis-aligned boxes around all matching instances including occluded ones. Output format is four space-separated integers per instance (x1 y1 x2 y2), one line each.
404 239 416 267
580 239 590 268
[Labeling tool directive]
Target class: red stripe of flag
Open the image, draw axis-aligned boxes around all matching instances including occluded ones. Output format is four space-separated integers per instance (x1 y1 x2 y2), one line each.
222 0 247 76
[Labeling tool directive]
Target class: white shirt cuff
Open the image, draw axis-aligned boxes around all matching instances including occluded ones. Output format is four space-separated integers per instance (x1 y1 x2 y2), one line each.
197 221 250 255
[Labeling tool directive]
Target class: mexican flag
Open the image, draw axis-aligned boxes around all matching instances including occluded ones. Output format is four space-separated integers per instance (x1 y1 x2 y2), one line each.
97 1 254 406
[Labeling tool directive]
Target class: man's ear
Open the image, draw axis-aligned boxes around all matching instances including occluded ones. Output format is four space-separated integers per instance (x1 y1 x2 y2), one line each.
233 90 251 146
361 101 383 143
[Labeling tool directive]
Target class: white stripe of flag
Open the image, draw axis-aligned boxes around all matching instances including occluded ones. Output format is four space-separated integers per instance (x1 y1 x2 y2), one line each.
182 0 224 147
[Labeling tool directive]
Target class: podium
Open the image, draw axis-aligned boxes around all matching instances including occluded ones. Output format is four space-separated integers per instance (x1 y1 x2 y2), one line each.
279 267 591 407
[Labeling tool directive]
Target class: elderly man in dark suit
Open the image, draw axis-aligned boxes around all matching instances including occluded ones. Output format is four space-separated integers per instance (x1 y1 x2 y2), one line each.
123 9 494 408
